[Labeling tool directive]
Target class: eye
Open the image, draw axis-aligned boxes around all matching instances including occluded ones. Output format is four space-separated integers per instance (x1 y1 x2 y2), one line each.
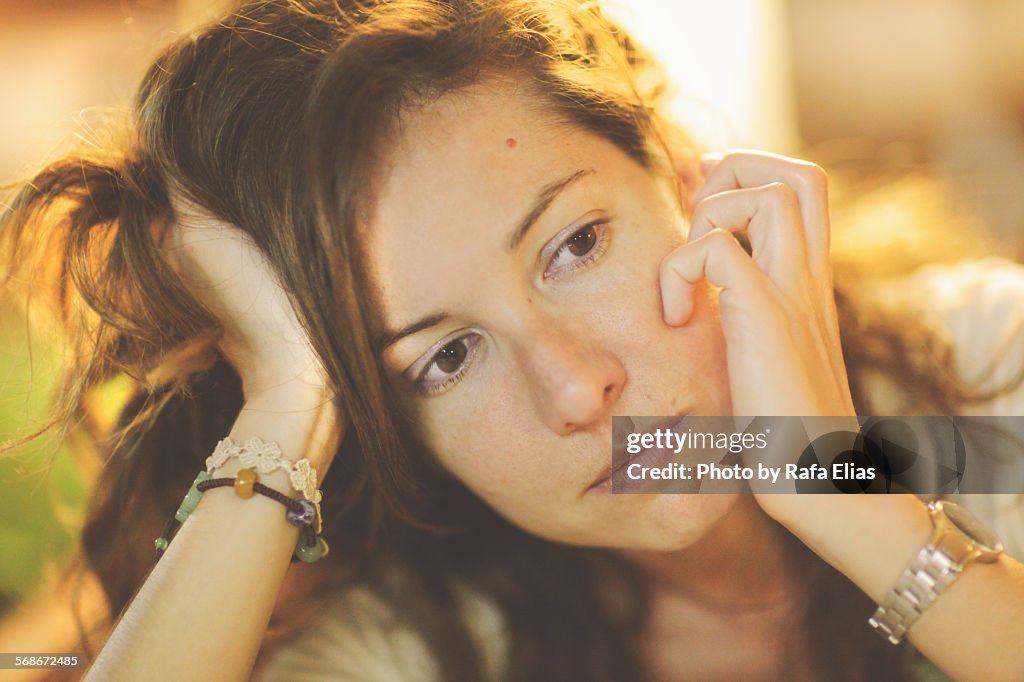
544 219 611 279
412 333 482 395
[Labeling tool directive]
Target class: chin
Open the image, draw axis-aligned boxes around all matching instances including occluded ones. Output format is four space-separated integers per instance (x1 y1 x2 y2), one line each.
502 489 742 552
599 492 741 552
535 491 740 551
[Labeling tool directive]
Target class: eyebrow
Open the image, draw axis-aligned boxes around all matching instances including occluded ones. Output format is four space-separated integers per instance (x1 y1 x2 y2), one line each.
505 168 593 252
376 167 594 354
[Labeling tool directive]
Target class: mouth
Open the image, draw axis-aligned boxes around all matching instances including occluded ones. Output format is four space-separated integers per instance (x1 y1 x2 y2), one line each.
586 412 689 494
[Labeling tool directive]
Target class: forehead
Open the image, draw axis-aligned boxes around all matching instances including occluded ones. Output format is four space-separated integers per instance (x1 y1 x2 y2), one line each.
362 80 612 329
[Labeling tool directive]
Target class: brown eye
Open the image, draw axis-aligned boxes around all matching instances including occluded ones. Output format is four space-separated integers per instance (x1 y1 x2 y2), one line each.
412 333 482 396
435 340 468 373
567 225 597 256
544 219 610 280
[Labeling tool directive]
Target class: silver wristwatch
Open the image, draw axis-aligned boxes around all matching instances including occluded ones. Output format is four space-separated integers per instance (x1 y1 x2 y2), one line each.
869 500 1003 645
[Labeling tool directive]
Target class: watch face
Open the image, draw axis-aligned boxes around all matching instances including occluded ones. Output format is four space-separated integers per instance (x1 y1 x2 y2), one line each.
941 501 1003 552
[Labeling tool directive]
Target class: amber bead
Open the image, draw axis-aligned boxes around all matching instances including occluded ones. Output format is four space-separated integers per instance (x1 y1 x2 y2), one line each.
234 468 257 499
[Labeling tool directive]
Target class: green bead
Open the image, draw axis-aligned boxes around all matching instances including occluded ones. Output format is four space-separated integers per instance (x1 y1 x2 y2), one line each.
175 470 213 522
294 535 329 563
154 537 169 553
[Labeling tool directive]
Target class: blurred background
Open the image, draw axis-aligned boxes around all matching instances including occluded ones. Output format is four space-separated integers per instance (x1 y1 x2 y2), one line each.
1 0 1022 662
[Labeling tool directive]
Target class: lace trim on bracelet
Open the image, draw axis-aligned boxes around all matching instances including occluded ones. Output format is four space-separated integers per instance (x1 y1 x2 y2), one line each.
206 436 320 502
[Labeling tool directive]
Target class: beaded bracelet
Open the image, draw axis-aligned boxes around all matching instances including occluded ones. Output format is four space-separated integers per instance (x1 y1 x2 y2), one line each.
206 436 321 499
154 467 330 564
206 436 324 532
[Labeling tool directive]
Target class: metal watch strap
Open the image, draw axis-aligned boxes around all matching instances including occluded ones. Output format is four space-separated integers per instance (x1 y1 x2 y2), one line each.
868 544 960 645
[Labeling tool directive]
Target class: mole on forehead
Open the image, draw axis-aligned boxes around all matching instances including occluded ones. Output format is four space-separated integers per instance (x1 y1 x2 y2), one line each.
506 137 517 148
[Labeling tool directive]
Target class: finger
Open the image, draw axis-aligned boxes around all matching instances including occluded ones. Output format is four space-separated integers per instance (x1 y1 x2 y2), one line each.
691 150 830 278
688 183 810 294
685 153 723 212
699 152 723 179
660 228 775 327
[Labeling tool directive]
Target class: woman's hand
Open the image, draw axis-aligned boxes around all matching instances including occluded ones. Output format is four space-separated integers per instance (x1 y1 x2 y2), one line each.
93 200 341 682
658 152 1024 682
661 149 854 418
659 150 901 533
163 199 328 402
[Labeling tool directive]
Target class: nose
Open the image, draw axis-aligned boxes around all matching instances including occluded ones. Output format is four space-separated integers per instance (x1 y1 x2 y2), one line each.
517 321 626 436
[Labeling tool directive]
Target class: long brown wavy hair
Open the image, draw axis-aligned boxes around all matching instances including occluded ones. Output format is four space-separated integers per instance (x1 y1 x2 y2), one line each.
0 1 1005 680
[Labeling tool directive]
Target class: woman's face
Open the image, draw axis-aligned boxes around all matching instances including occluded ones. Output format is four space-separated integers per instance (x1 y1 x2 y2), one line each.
363 80 736 551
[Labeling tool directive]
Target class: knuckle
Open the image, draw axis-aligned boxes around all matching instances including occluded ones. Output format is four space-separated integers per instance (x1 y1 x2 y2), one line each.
659 243 688 274
723 148 759 163
795 162 828 193
688 199 710 224
659 252 677 277
761 181 798 210
714 149 751 173
763 181 796 199
708 229 749 263
705 227 736 248
718 149 743 164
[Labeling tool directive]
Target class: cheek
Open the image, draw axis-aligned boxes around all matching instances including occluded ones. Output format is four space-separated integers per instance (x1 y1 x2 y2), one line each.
407 379 599 541
407 383 550 504
667 283 730 404
608 274 730 414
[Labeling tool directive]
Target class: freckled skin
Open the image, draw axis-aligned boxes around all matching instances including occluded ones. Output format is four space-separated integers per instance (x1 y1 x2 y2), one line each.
363 80 737 551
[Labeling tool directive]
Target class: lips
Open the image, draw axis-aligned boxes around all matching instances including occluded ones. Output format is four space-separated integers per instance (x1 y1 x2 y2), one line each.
587 412 689 493
587 444 666 492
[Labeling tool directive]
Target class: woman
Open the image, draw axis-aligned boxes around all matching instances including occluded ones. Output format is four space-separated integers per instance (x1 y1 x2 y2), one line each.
2 0 1022 680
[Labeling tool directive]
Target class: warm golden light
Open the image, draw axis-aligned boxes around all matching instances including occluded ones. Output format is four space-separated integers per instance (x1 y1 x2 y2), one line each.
604 0 798 152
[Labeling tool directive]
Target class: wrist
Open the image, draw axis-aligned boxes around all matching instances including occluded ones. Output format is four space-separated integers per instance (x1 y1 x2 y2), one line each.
235 384 342 474
868 500 1006 645
772 494 933 602
240 365 331 404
